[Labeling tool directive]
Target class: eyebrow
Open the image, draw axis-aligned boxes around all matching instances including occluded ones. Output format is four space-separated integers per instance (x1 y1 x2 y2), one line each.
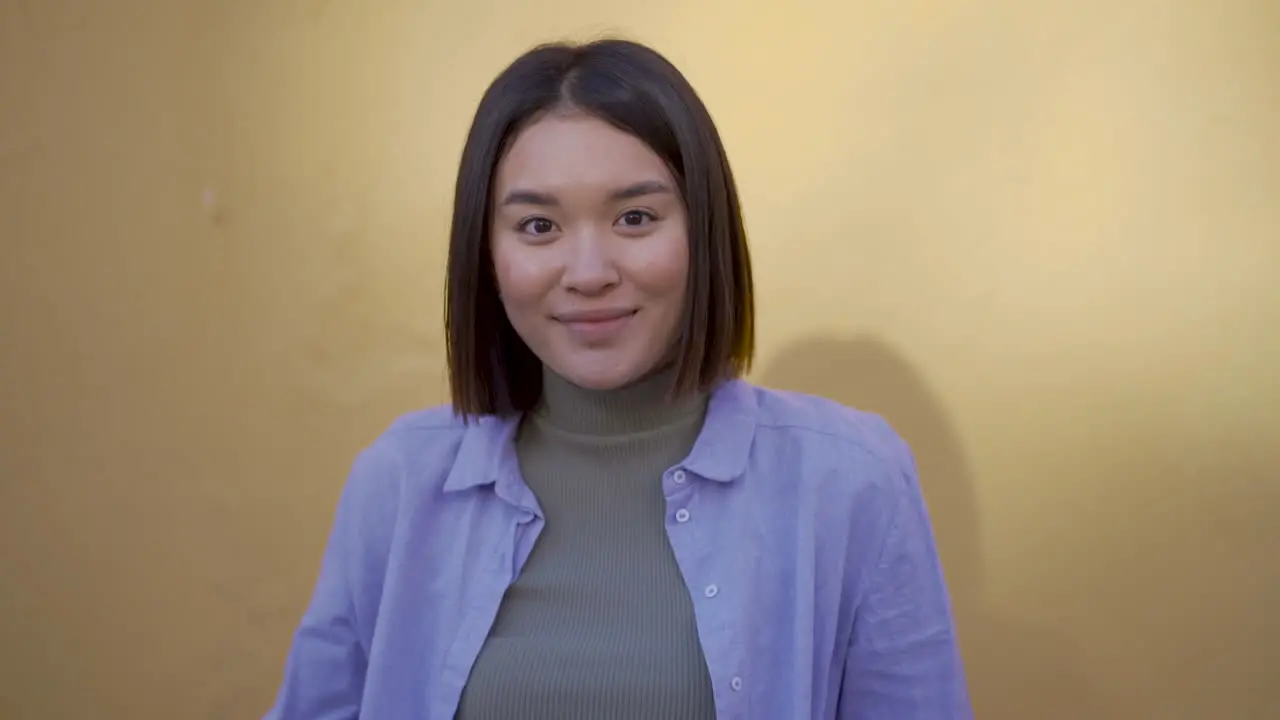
499 180 674 208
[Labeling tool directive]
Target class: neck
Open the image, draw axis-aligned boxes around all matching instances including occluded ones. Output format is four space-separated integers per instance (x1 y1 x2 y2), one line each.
532 364 707 436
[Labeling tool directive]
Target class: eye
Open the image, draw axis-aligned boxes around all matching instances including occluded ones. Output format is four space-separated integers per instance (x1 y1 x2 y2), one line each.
516 216 558 236
616 210 657 229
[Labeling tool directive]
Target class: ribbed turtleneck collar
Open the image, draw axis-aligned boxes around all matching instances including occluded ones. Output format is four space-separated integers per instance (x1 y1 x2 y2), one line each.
530 364 708 436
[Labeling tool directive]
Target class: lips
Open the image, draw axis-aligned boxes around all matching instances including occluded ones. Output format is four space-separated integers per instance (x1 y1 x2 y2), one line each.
555 308 636 323
555 308 637 343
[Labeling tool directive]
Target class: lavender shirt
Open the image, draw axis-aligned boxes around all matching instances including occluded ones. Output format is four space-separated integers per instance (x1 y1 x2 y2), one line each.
266 379 972 719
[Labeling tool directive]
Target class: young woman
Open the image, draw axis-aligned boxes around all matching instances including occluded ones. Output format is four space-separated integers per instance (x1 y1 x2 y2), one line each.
267 38 971 719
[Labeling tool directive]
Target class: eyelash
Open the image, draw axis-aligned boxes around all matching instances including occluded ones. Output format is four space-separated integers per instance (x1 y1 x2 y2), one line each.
618 209 658 227
515 210 659 235
515 216 557 235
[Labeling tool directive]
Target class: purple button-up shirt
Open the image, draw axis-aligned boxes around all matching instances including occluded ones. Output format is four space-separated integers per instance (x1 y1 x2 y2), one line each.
266 379 972 719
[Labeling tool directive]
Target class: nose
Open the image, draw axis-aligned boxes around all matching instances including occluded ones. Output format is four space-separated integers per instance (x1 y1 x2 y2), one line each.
561 231 620 296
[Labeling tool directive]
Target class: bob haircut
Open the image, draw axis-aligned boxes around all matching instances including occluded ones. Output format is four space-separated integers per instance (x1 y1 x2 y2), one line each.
445 38 755 417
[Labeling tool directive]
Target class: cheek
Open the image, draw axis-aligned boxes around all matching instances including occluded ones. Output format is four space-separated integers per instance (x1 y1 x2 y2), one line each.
492 244 550 309
637 232 690 303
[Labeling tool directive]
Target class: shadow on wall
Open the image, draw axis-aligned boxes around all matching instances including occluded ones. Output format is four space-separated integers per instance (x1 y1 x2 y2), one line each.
759 336 1104 720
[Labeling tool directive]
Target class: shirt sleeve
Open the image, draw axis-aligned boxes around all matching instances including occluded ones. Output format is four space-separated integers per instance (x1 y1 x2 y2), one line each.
264 446 397 720
839 442 973 719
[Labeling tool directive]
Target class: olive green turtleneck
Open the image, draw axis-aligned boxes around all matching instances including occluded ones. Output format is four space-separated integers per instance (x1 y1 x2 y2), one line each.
454 365 718 719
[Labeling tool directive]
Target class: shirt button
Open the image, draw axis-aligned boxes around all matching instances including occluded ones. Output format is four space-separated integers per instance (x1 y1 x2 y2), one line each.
704 584 718 598
731 677 743 691
675 508 691 523
673 469 687 484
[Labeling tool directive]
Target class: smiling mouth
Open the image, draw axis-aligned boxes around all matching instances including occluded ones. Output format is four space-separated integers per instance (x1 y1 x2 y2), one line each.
555 309 638 325
554 309 638 341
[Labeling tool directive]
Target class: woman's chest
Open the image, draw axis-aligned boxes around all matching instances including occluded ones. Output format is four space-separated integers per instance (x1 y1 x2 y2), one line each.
362 486 857 719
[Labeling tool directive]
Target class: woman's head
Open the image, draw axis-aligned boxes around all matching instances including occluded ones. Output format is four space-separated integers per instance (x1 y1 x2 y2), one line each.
446 39 754 416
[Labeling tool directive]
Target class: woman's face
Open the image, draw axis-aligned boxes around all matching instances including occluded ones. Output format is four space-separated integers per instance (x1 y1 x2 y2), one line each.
490 112 689 391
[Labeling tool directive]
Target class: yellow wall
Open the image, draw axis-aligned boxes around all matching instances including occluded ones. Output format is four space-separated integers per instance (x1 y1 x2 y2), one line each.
2 1 1276 717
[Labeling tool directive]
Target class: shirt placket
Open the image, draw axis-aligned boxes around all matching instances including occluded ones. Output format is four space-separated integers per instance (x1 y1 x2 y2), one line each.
434 499 543 719
663 466 748 718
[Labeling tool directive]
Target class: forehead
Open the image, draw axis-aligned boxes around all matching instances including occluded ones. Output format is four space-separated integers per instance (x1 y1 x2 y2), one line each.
495 112 674 194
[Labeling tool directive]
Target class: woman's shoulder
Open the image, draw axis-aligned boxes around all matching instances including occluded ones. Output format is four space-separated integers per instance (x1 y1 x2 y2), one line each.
376 403 473 443
711 379 921 512
343 403 510 497
741 383 912 465
363 402 468 455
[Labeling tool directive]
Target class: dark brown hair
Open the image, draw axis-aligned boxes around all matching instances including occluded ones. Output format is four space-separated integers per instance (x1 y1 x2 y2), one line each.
445 38 754 417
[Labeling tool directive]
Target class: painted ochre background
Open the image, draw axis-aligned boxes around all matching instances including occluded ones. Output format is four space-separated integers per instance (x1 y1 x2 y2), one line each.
2 1 1277 717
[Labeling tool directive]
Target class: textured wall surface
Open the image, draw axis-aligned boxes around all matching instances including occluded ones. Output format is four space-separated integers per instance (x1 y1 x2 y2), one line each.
1 1 1277 717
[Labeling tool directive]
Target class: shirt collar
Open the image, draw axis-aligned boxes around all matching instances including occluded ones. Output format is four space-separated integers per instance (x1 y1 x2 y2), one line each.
443 413 519 493
679 378 756 482
443 377 759 493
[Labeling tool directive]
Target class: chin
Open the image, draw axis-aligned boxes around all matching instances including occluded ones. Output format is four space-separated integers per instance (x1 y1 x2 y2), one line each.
563 370 633 391
556 360 645 391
